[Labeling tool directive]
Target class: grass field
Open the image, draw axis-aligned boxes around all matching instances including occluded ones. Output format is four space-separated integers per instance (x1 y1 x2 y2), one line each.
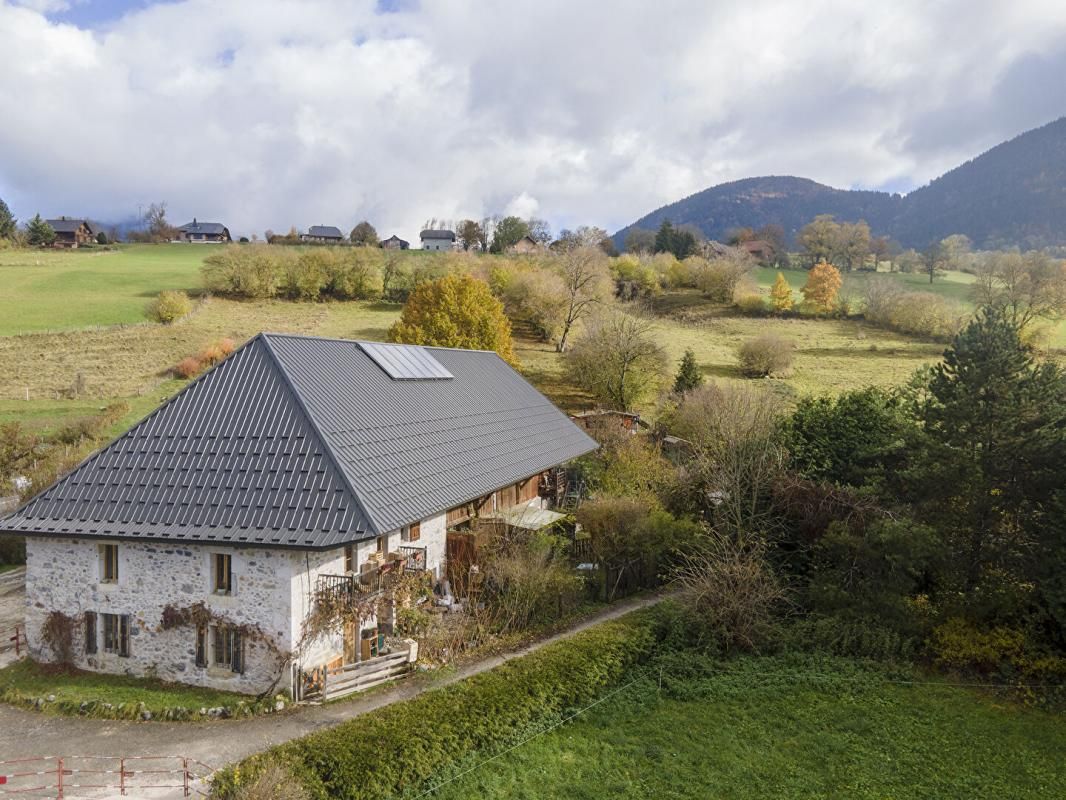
429 655 1066 800
0 245 205 335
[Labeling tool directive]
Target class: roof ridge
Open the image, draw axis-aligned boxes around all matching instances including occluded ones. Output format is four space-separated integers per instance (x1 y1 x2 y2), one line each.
260 331 502 356
258 334 383 536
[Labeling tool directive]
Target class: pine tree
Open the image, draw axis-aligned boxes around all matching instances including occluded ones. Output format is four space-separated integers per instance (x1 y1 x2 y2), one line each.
770 272 794 313
673 348 703 394
0 197 16 240
800 261 842 314
25 214 55 247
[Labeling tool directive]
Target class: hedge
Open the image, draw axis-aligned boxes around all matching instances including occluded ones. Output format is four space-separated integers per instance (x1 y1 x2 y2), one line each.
213 605 674 799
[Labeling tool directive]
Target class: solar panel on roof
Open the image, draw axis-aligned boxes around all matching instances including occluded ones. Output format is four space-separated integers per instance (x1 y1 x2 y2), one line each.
358 341 454 380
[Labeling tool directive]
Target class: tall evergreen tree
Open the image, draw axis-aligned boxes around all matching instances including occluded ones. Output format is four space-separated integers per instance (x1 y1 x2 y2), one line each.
912 308 1066 597
673 348 704 394
25 214 55 247
0 197 16 239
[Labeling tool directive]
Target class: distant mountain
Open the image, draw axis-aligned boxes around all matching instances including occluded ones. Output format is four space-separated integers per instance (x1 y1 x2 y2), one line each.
614 117 1066 251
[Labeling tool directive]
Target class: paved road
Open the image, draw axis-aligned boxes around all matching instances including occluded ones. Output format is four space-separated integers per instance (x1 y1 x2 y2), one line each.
1 591 667 780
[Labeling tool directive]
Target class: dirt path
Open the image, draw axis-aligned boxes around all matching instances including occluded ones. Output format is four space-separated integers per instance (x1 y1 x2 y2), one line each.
0 591 668 773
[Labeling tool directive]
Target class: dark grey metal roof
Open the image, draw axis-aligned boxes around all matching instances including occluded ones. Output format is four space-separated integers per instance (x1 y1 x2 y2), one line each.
307 225 344 239
420 229 456 240
179 220 228 235
1 334 597 549
46 218 90 234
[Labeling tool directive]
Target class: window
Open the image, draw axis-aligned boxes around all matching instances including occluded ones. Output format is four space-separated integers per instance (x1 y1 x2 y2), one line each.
376 535 387 554
101 544 119 583
345 545 354 574
211 625 244 673
195 625 207 668
212 553 232 595
101 613 130 657
405 521 421 542
84 612 97 655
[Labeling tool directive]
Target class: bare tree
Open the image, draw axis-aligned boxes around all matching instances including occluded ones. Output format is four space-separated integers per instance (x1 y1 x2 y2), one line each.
566 310 667 411
144 202 177 243
554 246 613 352
972 251 1066 330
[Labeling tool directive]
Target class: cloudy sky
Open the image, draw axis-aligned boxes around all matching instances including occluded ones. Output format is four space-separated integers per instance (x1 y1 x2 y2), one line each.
2 0 1066 240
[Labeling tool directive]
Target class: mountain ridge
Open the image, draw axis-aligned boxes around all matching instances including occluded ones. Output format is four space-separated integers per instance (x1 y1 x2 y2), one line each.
614 116 1066 250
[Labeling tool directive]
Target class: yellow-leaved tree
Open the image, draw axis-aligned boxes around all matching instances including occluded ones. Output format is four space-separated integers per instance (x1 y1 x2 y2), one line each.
769 272 794 313
389 273 518 365
801 261 842 315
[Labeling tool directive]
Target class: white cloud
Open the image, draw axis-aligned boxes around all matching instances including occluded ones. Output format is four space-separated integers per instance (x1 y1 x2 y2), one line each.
1 0 1065 241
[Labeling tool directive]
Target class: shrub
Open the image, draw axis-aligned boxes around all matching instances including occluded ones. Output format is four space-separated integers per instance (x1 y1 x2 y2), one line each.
930 618 1026 674
861 276 965 339
146 290 193 324
737 334 794 377
674 534 788 652
232 764 310 800
212 608 673 799
735 293 766 315
801 261 842 314
693 254 753 303
174 357 201 379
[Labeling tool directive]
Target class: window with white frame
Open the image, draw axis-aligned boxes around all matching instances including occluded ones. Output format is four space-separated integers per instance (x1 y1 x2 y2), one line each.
100 543 119 583
101 613 130 657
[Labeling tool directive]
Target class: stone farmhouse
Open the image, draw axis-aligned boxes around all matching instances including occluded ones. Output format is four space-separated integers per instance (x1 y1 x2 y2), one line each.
300 225 344 243
0 335 596 697
380 234 409 250
176 219 231 243
419 229 456 251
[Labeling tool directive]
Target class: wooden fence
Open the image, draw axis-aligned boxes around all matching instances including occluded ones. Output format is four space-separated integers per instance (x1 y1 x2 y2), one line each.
300 645 414 703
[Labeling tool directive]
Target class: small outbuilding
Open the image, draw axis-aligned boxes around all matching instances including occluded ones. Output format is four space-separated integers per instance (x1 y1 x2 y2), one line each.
381 235 410 250
507 234 541 254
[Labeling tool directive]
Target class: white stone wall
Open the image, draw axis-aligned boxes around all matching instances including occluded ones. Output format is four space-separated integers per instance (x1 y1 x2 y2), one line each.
24 537 294 695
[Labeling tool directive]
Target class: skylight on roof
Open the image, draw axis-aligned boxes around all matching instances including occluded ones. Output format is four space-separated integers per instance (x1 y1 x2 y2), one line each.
359 341 454 380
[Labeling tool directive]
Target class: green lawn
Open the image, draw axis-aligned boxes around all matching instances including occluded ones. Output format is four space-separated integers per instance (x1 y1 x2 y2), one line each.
0 659 263 719
0 244 206 335
429 655 1066 800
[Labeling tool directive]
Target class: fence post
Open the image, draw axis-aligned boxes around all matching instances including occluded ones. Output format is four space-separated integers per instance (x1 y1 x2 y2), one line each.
120 757 126 796
13 625 20 658
56 757 63 800
183 757 190 798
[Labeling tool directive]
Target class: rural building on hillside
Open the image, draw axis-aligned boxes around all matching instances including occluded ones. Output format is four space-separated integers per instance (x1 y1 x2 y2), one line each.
381 235 409 250
177 219 231 243
420 229 456 251
508 234 541 254
569 409 643 436
300 225 344 243
46 218 96 248
1 335 596 698
739 239 775 263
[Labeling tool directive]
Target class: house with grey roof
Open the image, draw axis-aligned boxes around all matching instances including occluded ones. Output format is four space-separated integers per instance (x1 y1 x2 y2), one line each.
381 234 409 250
300 225 344 243
176 218 231 243
1 334 596 697
420 229 456 251
46 217 95 248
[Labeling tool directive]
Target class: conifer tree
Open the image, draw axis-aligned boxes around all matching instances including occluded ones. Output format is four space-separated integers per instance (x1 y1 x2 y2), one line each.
673 348 704 394
25 214 55 247
800 261 842 315
0 197 16 240
770 272 794 313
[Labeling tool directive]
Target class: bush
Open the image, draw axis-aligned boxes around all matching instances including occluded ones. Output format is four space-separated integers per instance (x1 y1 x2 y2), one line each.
212 607 674 799
737 334 794 377
735 293 766 315
146 290 192 324
693 254 753 303
930 618 1026 674
861 277 965 339
174 357 201 379
173 339 236 380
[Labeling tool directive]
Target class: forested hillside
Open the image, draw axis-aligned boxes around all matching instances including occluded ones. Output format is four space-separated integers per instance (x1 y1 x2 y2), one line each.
616 117 1066 250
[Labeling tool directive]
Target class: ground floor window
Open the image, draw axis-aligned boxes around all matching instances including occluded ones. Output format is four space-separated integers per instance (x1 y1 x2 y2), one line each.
101 613 130 657
209 624 244 674
84 611 97 655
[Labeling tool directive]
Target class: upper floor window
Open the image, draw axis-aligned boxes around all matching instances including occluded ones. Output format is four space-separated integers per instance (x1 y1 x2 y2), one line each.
345 545 355 574
213 553 232 595
404 521 421 542
100 544 119 583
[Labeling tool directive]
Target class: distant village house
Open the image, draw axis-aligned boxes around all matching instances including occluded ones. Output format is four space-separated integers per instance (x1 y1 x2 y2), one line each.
46 218 96 248
507 234 541 254
381 235 410 250
300 225 344 243
177 219 231 243
420 229 456 251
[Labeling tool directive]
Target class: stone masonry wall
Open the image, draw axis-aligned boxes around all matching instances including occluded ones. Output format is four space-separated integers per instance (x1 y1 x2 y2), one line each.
25 537 294 695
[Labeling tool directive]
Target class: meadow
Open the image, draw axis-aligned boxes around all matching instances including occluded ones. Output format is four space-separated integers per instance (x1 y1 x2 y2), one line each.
427 655 1066 800
0 243 1047 437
